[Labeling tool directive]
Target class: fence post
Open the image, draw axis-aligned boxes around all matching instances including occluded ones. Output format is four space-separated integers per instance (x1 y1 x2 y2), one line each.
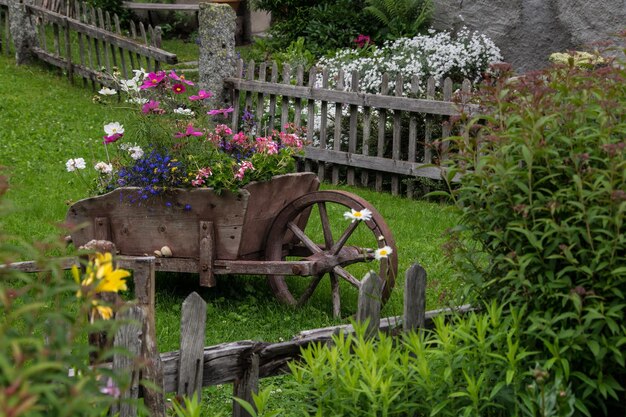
233 353 260 417
356 271 383 339
198 3 236 107
8 0 38 64
403 263 427 332
178 292 207 400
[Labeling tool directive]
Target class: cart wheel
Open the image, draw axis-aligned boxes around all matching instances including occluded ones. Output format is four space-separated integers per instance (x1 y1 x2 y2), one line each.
265 190 398 318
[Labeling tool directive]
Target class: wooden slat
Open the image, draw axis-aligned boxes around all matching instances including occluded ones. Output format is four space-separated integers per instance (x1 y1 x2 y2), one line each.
178 292 207 399
244 59 255 115
360 106 371 187
356 272 383 339
332 69 344 185
423 77 436 164
223 77 471 116
230 58 243 131
347 71 359 186
30 47 115 86
403 264 427 332
317 68 329 181
293 65 304 128
232 353 259 417
255 62 267 131
391 73 403 196
440 77 453 160
63 15 73 82
280 64 291 131
304 147 456 181
114 14 128 79
305 66 316 173
129 20 138 69
375 73 389 192
139 22 149 70
268 61 278 130
97 8 111 73
75 1 87 87
106 11 118 71
89 6 102 74
406 75 419 198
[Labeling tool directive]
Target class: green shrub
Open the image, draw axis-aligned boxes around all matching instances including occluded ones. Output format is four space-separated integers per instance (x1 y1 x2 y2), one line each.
364 0 433 40
250 0 380 58
445 51 626 415
288 303 577 417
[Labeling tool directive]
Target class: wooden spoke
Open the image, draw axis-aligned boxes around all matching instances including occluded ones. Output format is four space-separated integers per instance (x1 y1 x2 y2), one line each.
330 272 341 318
333 266 361 289
317 202 334 249
287 221 322 254
330 221 360 256
296 274 324 307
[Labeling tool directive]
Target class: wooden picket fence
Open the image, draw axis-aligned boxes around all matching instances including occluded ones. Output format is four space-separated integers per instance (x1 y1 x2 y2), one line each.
0 0 10 57
109 262 471 417
23 0 176 88
225 60 476 198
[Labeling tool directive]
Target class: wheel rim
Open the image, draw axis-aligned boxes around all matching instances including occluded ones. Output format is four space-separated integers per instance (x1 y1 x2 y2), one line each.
265 190 398 317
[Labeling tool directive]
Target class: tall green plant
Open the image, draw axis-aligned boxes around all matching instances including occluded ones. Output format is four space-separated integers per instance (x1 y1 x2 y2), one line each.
364 0 433 39
445 50 626 415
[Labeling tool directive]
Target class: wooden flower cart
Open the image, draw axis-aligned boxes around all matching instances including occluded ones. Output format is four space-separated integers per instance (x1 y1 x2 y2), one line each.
66 172 398 316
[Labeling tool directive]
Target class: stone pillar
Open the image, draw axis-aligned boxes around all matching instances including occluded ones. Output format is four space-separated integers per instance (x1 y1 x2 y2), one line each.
9 0 38 65
198 3 237 107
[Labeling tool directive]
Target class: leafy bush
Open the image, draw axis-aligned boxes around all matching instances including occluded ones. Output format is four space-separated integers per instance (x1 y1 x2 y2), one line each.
250 0 380 58
288 303 577 417
0 177 137 416
445 50 626 415
364 0 433 40
317 28 502 95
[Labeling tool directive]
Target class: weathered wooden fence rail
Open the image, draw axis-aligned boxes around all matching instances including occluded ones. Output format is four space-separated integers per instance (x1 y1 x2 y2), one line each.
225 60 475 198
11 0 176 88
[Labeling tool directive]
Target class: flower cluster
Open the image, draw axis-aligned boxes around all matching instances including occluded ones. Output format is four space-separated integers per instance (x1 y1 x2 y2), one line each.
66 69 306 199
318 28 502 95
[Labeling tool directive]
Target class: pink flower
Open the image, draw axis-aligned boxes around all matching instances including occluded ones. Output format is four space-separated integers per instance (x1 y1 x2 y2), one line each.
168 70 194 85
207 107 234 117
191 167 212 187
279 132 303 149
232 132 247 145
234 161 255 180
175 124 204 138
141 100 164 115
215 124 233 136
189 90 213 101
139 71 166 89
100 377 120 398
103 133 123 144
353 34 372 48
255 137 278 154
172 83 186 94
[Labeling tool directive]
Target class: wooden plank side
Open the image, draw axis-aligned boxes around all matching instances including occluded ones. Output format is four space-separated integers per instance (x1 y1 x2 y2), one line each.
255 62 267 130
317 68 329 182
360 106 371 187
391 74 402 196
268 61 278 131
406 75 419 198
304 66 316 173
230 58 243 131
293 65 304 128
356 272 383 339
440 77 453 160
347 71 359 186
232 353 259 417
423 77 436 164
280 64 291 131
178 292 208 399
403 263 427 332
331 69 344 185
375 73 389 192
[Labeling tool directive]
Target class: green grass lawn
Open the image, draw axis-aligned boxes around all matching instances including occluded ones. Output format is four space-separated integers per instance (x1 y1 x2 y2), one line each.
0 53 460 414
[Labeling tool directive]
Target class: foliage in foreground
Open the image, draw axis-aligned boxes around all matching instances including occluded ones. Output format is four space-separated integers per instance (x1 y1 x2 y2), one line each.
445 48 626 415
289 304 575 417
0 178 138 416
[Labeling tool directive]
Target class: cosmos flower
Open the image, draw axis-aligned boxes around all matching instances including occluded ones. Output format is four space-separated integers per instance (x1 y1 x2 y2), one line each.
189 89 213 101
207 107 234 116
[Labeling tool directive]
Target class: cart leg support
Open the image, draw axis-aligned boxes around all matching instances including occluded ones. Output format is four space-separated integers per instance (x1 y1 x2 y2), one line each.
199 220 216 287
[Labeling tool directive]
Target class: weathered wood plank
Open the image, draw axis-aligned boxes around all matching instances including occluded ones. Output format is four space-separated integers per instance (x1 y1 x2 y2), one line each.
305 66 316 173
391 73 402 196
332 69 344 185
111 306 144 417
406 75 419 198
113 14 127 79
403 263 427 332
268 61 278 131
356 271 383 338
198 221 216 287
255 62 267 130
440 77 453 160
280 64 291 131
230 58 243 131
26 4 177 63
232 353 259 417
360 106 371 187
178 292 207 400
223 77 473 116
244 59 254 115
293 65 304 128
317 68 329 181
375 73 389 192
347 71 359 186
423 77 436 164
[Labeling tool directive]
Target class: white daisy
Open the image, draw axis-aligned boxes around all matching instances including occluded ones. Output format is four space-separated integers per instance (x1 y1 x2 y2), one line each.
374 246 393 260
343 208 373 222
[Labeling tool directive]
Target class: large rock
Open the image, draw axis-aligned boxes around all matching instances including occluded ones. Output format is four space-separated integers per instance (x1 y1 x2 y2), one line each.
432 0 625 73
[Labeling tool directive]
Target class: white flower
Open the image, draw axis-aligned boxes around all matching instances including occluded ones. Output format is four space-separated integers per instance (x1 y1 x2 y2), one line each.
66 158 86 172
132 68 147 79
126 97 149 105
94 161 113 174
104 122 124 136
173 107 195 117
98 87 117 95
119 79 139 93
374 246 393 260
343 208 373 222
128 146 144 160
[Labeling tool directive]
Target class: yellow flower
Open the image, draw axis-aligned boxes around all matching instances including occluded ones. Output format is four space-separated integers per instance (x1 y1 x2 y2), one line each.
94 304 114 320
93 252 130 293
